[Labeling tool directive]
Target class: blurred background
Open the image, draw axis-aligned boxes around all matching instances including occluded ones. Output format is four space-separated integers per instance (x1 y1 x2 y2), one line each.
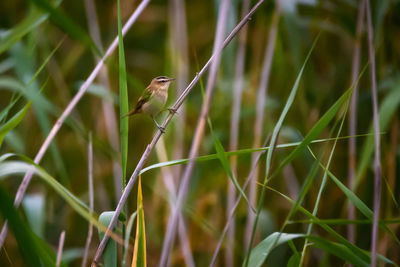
0 0 399 266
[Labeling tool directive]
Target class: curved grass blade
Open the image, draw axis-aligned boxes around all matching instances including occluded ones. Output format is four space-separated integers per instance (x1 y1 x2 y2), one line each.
132 177 146 267
247 231 376 267
0 158 124 242
117 0 129 191
29 0 101 55
0 185 62 266
208 118 253 211
139 134 373 175
307 236 369 267
0 77 57 116
244 34 319 266
246 232 304 267
0 102 31 148
264 185 396 266
0 36 64 125
0 9 48 55
270 87 353 179
356 81 400 188
308 147 400 245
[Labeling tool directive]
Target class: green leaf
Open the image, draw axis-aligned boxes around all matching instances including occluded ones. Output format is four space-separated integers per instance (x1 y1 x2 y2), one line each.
132 177 147 267
0 102 31 147
356 81 400 187
245 35 319 267
0 186 60 266
86 83 119 104
287 252 300 267
265 186 393 265
264 34 319 184
0 9 48 55
307 236 369 267
0 77 56 115
309 148 400 245
271 87 353 178
0 159 114 236
29 0 100 55
117 0 129 190
247 232 304 267
208 119 253 211
22 194 45 238
99 212 117 267
139 134 372 176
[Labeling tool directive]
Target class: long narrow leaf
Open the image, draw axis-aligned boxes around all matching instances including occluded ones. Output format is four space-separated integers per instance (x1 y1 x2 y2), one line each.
247 232 304 267
132 177 147 267
0 186 61 266
0 102 31 147
117 0 129 190
139 134 373 175
0 9 48 55
29 0 100 55
356 81 400 187
208 119 253 211
308 148 400 245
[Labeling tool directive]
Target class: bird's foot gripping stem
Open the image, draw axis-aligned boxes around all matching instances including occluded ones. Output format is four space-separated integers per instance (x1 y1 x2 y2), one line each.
153 118 165 133
168 107 178 115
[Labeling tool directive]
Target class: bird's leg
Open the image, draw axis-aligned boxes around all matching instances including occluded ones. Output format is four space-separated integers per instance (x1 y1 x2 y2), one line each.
152 117 165 133
158 107 178 116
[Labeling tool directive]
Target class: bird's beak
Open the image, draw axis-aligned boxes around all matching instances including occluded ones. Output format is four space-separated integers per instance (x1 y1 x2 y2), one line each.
167 78 175 82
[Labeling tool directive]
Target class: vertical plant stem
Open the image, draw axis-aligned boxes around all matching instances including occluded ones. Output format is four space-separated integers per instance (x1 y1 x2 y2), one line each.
226 0 250 265
364 0 382 266
168 0 190 177
166 3 194 264
56 230 66 267
0 0 151 249
210 136 270 267
347 0 365 247
159 0 231 265
299 111 348 266
84 0 122 201
92 2 264 262
82 133 94 267
155 139 195 267
244 2 281 249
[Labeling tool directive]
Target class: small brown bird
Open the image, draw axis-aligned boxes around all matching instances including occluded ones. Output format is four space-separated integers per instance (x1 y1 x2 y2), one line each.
124 76 175 131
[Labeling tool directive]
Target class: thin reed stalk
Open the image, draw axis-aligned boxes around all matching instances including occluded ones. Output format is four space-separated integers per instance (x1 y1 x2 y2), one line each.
159 0 231 264
364 0 382 266
166 2 195 264
0 0 151 249
299 111 348 266
92 1 265 264
84 0 122 201
168 0 190 177
155 139 195 267
82 133 94 267
347 0 365 247
244 2 281 249
210 136 270 267
226 0 250 265
56 230 66 267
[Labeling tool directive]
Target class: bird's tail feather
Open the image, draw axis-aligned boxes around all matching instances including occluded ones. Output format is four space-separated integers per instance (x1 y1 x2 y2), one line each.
122 109 139 118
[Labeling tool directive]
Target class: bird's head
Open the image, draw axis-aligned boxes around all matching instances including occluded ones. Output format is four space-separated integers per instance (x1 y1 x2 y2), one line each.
151 76 175 90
